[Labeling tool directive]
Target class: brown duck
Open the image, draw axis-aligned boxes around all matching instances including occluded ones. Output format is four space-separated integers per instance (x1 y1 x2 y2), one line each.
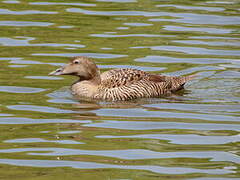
49 56 196 101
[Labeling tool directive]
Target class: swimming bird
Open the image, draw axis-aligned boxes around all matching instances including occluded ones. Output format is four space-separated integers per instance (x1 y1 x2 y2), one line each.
49 56 196 101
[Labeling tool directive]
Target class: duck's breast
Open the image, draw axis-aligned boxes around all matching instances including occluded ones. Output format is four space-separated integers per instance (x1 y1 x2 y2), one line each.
71 81 98 98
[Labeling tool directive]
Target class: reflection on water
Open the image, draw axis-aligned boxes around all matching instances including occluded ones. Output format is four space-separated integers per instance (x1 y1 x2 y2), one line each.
29 2 96 7
0 0 239 179
83 120 240 131
96 134 240 145
0 8 58 15
156 4 225 12
2 0 20 3
5 138 84 144
90 33 174 37
0 37 85 48
163 25 233 34
135 55 239 64
0 21 54 26
33 53 128 58
173 40 240 47
1 148 240 164
0 86 45 93
132 45 240 56
0 159 233 175
25 76 63 80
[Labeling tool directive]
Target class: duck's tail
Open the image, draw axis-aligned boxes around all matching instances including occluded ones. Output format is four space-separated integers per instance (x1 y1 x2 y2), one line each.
185 74 198 81
170 73 198 91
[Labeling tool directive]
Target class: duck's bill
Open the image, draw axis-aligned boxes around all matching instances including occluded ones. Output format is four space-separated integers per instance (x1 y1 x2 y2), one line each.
49 67 64 76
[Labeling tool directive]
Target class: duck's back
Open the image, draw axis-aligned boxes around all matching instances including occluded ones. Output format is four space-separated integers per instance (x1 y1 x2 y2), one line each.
100 68 148 87
95 68 194 101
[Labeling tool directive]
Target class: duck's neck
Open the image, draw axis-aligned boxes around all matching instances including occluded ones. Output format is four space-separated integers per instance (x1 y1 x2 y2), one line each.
75 70 101 85
89 72 101 85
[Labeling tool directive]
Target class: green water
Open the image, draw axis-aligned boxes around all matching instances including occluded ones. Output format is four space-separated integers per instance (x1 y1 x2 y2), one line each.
0 0 240 179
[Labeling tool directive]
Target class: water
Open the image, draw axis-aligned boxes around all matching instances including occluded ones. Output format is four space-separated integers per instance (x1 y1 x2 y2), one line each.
0 0 239 179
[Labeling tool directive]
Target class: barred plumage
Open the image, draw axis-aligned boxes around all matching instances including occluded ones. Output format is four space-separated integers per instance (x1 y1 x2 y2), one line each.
49 56 196 101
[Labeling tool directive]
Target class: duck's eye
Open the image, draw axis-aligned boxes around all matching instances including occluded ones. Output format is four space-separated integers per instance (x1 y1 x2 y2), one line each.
73 60 80 64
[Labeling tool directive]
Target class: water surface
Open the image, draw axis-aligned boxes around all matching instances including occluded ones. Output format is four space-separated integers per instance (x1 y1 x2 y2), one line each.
0 0 239 179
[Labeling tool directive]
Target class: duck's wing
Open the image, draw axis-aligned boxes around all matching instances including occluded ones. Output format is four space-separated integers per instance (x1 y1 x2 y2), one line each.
147 73 196 91
100 68 151 88
97 68 196 101
101 68 195 88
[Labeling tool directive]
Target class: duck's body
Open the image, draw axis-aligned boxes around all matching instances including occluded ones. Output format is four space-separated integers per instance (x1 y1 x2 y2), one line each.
49 56 195 101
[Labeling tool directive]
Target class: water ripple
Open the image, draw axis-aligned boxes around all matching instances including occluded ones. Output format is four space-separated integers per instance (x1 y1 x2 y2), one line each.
67 8 240 25
5 138 83 144
29 2 96 7
0 8 57 15
25 76 63 80
149 13 240 25
92 108 240 121
123 22 153 26
99 65 165 71
0 0 239 178
135 55 239 64
205 1 235 4
7 105 75 114
84 120 240 131
191 177 238 180
0 86 45 93
58 130 81 134
0 57 65 66
0 21 53 26
132 46 240 56
32 53 127 58
144 103 240 113
173 40 240 47
2 0 20 3
191 36 240 40
0 113 13 117
0 159 232 174
156 5 225 12
90 34 171 37
163 25 232 34
9 65 28 68
0 117 91 124
96 0 137 2
0 148 239 164
0 37 85 48
96 134 240 145
66 8 163 16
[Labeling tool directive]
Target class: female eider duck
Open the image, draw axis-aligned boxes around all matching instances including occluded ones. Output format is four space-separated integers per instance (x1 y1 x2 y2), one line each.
49 56 196 101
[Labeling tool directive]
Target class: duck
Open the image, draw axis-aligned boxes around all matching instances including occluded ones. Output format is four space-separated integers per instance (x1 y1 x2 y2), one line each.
49 56 196 101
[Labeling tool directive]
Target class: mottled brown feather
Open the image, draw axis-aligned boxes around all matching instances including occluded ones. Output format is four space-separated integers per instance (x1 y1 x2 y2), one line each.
148 74 167 83
100 68 147 88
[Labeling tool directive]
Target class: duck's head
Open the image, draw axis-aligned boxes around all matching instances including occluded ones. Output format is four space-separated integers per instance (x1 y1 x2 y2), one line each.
49 56 100 81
